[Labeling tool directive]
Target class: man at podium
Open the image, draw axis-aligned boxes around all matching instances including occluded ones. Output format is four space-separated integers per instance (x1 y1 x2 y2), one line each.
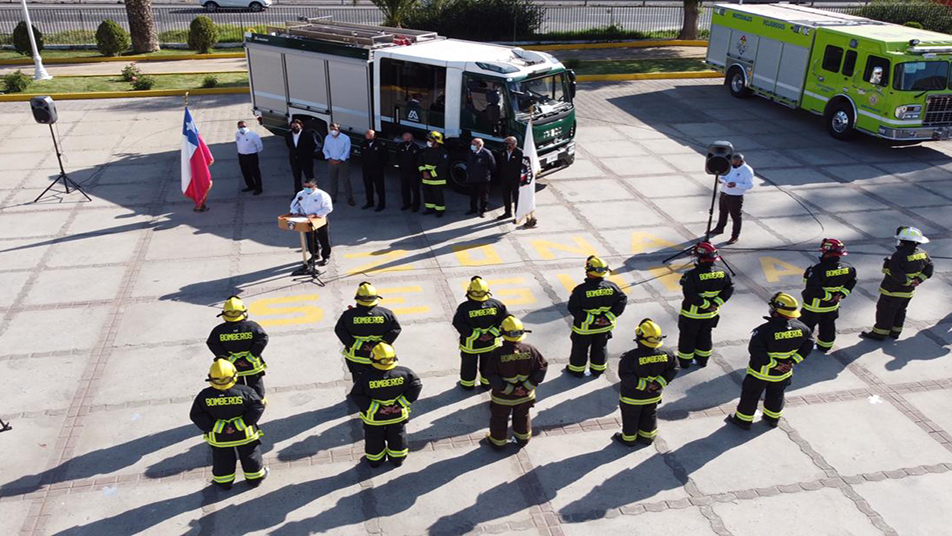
291 178 333 267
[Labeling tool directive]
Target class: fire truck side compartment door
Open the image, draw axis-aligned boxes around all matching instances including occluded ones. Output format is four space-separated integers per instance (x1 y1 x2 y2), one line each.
328 61 372 134
247 46 288 116
285 51 330 114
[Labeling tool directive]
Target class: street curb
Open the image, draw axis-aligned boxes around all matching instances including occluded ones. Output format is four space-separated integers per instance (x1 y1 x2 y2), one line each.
0 52 245 66
0 86 248 102
528 39 708 51
35 70 248 78
575 70 721 82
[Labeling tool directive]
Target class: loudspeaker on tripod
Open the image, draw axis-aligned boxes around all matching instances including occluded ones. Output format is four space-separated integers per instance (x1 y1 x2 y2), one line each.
30 95 58 125
705 140 734 176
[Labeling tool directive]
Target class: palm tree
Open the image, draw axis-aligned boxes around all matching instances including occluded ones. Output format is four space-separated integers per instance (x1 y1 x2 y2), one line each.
372 0 419 28
125 0 159 53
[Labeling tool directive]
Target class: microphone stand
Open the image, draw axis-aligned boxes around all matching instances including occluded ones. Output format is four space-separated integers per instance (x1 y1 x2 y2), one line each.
662 174 735 276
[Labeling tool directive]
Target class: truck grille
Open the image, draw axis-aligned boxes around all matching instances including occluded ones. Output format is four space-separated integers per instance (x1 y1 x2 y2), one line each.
924 95 952 126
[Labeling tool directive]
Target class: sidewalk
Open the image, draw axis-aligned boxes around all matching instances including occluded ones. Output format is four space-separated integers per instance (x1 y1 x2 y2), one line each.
548 45 706 62
0 57 247 77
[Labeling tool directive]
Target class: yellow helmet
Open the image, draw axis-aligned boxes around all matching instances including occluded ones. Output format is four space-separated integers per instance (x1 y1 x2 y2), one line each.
501 315 530 342
207 359 238 390
218 296 248 322
466 276 491 302
585 255 610 278
769 292 801 319
371 342 398 370
428 131 444 145
635 318 664 348
355 282 381 306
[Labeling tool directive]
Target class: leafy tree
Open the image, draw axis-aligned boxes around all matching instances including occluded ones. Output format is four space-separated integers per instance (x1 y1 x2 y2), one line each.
371 0 418 28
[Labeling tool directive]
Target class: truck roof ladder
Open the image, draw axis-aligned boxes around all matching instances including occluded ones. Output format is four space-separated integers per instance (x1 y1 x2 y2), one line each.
274 18 442 49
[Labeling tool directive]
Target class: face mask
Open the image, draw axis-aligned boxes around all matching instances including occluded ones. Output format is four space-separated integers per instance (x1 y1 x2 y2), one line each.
238 127 248 134
732 162 742 168
303 187 314 195
292 127 301 133
470 145 478 153
331 130 340 137
427 141 434 148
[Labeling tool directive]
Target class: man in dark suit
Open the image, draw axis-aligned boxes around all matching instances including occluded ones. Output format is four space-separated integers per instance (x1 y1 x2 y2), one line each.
497 136 523 221
284 119 319 195
360 129 389 212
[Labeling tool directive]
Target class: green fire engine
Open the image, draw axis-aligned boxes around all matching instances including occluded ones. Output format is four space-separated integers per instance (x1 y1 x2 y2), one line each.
707 3 952 141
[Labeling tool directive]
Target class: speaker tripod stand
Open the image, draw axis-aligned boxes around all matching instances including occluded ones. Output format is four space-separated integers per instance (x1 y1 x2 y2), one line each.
34 124 91 203
663 174 736 276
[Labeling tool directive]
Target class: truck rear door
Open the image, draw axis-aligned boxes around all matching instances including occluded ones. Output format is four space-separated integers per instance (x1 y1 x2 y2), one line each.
246 45 288 117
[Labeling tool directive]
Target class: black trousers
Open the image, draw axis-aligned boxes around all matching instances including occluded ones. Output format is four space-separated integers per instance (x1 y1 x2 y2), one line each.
568 332 610 374
501 179 519 215
489 400 533 444
400 171 421 209
873 294 911 338
715 193 744 239
735 375 789 424
290 157 314 194
620 402 658 443
363 167 386 207
364 422 408 464
469 182 489 212
237 374 265 400
238 153 262 192
211 441 263 485
346 359 372 382
423 182 445 212
459 351 490 387
305 221 331 261
677 315 717 366
800 309 838 350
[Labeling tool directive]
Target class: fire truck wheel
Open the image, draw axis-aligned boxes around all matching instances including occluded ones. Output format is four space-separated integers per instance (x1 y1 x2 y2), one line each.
825 102 856 141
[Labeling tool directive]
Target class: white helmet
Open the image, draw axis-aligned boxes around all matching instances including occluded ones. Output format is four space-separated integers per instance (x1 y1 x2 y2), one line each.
894 226 929 244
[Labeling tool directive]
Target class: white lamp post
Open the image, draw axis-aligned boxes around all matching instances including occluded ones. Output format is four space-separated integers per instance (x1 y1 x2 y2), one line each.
19 0 51 81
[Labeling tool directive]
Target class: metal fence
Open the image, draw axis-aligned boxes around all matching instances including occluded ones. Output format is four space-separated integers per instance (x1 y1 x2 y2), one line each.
0 3 900 47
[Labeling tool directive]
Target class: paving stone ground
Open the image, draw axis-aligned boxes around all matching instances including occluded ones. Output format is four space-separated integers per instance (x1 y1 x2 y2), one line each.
1 79 951 536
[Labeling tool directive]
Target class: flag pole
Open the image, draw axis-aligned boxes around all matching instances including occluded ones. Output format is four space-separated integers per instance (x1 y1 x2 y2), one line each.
184 91 189 107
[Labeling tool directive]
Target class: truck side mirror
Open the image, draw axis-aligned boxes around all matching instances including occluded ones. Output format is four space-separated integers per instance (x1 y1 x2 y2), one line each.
568 70 577 99
869 66 883 85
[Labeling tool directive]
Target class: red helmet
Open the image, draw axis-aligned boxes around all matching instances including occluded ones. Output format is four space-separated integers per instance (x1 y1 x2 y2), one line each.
693 242 720 262
820 238 847 257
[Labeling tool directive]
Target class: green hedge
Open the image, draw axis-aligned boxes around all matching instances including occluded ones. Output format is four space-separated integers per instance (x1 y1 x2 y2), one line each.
854 0 952 35
406 0 543 41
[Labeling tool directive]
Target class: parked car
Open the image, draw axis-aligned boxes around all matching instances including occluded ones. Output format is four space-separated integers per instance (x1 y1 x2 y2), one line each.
200 0 271 12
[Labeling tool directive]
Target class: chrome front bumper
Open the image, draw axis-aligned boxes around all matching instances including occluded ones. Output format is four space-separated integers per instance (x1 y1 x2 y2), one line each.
878 125 952 141
539 141 575 168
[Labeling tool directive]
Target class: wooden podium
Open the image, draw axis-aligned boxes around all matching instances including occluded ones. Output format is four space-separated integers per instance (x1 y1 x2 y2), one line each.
278 213 326 283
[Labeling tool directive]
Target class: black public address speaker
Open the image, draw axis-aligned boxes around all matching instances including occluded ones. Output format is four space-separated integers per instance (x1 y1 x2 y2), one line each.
705 140 734 176
30 95 57 125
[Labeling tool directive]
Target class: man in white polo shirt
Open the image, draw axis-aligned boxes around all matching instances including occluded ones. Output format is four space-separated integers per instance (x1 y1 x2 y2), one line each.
235 120 264 195
710 153 754 245
290 179 334 267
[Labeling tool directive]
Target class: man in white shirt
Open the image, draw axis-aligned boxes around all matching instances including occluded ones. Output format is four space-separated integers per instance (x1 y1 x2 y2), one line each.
711 153 754 245
290 179 334 266
322 123 355 206
235 120 264 195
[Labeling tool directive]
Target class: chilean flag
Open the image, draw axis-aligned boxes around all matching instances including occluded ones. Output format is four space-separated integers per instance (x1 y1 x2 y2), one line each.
181 107 214 209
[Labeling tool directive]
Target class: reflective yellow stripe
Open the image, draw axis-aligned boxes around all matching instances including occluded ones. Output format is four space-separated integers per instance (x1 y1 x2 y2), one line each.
343 335 383 364
513 430 531 441
620 394 662 405
638 429 657 439
621 432 639 442
699 291 720 298
762 407 782 419
421 179 446 185
359 398 410 425
879 288 914 298
488 434 508 446
680 304 718 319
816 339 834 349
459 327 502 354
802 297 839 314
590 362 607 372
213 473 236 483
366 450 387 461
387 448 408 458
677 352 694 360
734 411 755 422
244 468 267 480
502 374 530 383
491 393 535 405
459 378 476 387
227 351 267 376
746 367 792 382
573 308 617 334
872 327 891 335
695 349 712 358
567 363 586 372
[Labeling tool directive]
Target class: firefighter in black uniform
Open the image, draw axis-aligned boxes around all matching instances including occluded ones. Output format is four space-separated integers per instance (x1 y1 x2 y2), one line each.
800 239 857 353
349 342 423 467
861 226 934 341
335 282 402 380
483 316 548 450
677 242 734 369
566 255 627 377
189 359 267 489
418 131 449 217
613 319 679 447
452 276 510 390
729 293 814 430
206 296 269 401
